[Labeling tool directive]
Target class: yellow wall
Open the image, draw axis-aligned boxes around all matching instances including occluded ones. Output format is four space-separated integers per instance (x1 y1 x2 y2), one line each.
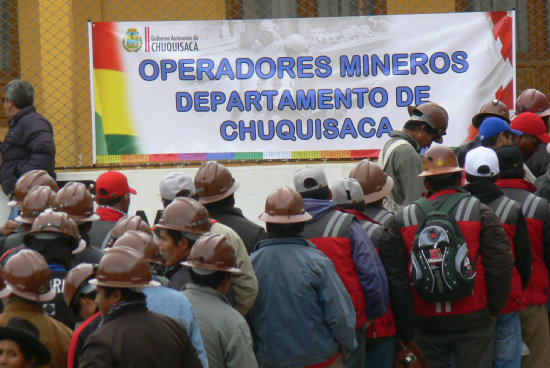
387 0 455 14
16 0 226 168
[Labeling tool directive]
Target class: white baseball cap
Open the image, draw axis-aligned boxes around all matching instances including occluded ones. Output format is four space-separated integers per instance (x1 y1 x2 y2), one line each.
293 166 328 194
465 146 499 177
331 178 364 206
159 172 196 200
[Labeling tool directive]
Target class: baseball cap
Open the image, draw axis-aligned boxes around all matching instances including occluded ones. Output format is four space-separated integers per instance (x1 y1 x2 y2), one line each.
478 117 522 142
95 171 137 199
495 145 524 178
293 166 328 194
331 178 364 206
465 146 499 177
510 112 550 144
159 172 196 201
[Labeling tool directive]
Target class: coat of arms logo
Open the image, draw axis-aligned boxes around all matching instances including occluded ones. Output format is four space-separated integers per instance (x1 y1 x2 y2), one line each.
122 28 143 52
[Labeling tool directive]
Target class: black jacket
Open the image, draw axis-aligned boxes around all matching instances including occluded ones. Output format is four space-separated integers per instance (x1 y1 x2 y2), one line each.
381 189 513 340
205 203 267 254
80 300 202 367
0 106 56 195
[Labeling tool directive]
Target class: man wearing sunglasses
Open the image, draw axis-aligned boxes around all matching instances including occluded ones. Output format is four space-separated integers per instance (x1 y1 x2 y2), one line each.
1 79 56 198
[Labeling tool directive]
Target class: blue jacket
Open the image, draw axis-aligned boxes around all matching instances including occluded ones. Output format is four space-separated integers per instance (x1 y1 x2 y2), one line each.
303 198 389 320
144 286 209 368
249 237 357 368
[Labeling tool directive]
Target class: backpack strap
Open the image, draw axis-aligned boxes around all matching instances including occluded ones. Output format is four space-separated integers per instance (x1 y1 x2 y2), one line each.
414 192 469 216
438 192 469 214
379 139 409 169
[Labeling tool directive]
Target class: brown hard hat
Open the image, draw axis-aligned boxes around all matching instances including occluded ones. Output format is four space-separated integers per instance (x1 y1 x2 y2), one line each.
259 186 312 224
9 170 58 207
349 160 394 204
112 230 160 264
194 161 240 204
15 186 57 224
23 211 82 253
472 99 511 128
4 249 56 302
418 145 463 177
105 215 153 249
90 246 160 288
63 263 96 308
54 182 99 222
155 197 211 234
516 88 550 117
0 268 12 299
182 233 241 274
407 102 448 143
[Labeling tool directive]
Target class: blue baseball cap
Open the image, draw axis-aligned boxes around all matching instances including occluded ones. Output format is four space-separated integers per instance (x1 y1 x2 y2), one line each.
478 117 522 142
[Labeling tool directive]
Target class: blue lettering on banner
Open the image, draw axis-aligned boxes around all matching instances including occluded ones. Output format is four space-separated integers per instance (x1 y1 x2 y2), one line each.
139 51 468 81
219 117 393 142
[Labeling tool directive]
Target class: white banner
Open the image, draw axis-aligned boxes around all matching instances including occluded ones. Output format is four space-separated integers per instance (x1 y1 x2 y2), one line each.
90 12 515 162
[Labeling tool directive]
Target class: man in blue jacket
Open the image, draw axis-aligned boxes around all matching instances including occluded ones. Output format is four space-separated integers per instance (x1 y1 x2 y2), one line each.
249 186 357 368
294 166 389 368
1 79 56 197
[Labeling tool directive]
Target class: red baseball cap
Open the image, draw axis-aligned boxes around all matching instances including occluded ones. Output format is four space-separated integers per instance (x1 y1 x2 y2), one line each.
95 171 137 199
510 112 550 144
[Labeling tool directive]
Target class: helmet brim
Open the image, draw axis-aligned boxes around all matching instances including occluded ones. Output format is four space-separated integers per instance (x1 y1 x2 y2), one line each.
363 176 394 204
89 278 161 288
7 200 20 207
72 239 87 255
181 260 242 274
8 284 56 302
197 181 240 205
258 212 312 224
417 167 463 177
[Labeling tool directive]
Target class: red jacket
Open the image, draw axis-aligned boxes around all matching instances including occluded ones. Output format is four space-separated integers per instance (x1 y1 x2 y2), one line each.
486 195 525 313
497 178 550 306
337 208 396 339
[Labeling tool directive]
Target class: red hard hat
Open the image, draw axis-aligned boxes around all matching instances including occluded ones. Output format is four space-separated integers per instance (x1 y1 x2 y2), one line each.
516 88 550 117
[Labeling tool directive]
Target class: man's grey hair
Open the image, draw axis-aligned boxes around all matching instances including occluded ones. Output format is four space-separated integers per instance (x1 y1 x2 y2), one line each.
4 79 34 109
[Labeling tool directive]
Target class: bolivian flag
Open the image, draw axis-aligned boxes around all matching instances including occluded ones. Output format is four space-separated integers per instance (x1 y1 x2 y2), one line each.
92 22 140 156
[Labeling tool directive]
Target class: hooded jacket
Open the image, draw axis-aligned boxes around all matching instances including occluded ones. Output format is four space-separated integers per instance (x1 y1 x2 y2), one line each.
301 198 389 322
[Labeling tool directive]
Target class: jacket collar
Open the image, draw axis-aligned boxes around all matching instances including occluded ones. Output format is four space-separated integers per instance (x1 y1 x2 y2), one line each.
495 178 538 193
390 130 421 152
205 203 245 218
183 283 229 304
102 300 147 326
463 181 503 204
3 298 45 314
256 237 313 250
9 106 36 128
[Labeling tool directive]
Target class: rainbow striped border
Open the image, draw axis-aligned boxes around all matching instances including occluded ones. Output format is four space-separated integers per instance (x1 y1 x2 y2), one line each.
96 149 381 164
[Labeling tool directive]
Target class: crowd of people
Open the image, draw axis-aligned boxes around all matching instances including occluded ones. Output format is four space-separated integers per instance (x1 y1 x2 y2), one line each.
2 78 550 368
